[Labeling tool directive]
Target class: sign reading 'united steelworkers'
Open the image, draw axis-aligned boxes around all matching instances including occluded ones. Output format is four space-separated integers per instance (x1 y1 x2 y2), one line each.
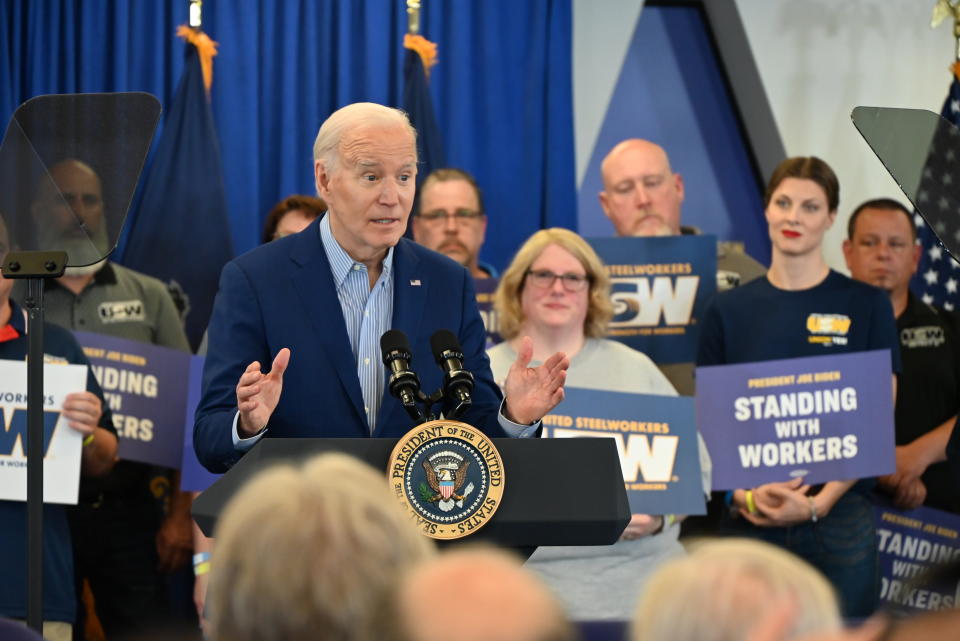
75 331 190 469
543 388 705 516
696 350 895 489
0 359 87 504
588 235 717 365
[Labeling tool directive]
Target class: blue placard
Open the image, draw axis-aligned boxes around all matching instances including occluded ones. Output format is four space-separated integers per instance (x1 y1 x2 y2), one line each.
180 355 221 492
542 387 705 515
474 277 503 347
874 497 960 612
75 331 191 469
587 235 717 365
696 350 895 489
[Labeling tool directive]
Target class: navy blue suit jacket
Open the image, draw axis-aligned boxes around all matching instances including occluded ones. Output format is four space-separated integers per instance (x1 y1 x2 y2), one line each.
194 217 508 473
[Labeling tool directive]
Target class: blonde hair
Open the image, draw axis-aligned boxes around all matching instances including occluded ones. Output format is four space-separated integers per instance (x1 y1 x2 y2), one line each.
494 228 613 340
631 539 841 641
208 453 434 641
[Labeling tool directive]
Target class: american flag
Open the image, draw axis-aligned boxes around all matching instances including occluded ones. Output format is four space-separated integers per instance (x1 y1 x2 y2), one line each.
911 75 960 311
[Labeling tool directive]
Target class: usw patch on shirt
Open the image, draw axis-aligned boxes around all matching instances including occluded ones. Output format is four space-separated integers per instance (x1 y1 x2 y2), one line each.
807 313 851 346
900 325 946 349
98 299 145 323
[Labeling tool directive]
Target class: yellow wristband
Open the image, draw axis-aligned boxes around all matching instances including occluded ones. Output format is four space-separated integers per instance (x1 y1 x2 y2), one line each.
744 490 758 515
82 433 95 447
194 561 211 576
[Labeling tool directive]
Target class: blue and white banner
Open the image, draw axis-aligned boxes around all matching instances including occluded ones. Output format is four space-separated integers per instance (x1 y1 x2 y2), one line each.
76 331 191 469
543 387 705 515
0 360 87 504
696 351 895 489
588 235 716 365
876 498 960 612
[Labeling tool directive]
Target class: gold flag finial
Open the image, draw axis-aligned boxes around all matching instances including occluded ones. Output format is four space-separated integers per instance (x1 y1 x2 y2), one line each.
932 0 960 63
407 0 421 35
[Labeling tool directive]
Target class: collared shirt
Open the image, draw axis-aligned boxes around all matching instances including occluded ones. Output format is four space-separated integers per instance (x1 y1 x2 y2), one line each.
232 215 537 448
319 214 394 432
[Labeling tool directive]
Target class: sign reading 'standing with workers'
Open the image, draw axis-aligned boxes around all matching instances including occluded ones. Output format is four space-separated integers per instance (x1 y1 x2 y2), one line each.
875 498 960 613
588 235 716 365
696 350 895 489
75 331 191 469
0 359 87 504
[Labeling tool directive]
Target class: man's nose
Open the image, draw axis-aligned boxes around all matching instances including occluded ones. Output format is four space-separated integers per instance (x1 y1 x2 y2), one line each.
379 178 400 206
443 211 459 233
634 186 651 207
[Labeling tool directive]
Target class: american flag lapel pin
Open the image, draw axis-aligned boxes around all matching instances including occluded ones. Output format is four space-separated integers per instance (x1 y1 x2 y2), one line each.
410 279 421 286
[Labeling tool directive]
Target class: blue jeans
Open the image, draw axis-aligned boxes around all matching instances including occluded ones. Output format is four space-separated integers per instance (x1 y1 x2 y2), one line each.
720 490 879 618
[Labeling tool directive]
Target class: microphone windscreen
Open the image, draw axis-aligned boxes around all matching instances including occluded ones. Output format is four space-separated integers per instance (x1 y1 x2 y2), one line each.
430 329 462 363
381 329 411 355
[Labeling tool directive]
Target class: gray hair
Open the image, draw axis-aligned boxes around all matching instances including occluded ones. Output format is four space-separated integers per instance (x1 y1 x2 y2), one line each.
208 453 434 641
312 102 418 174
631 538 841 641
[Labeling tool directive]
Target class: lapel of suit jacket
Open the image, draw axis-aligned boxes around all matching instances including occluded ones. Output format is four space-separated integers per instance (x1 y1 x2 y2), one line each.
375 239 427 433
288 219 366 424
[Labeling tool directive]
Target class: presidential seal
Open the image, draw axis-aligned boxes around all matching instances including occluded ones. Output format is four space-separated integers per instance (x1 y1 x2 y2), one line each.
387 420 505 540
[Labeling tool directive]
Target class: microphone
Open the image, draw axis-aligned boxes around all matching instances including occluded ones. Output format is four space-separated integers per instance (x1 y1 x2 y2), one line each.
380 330 425 424
430 329 475 419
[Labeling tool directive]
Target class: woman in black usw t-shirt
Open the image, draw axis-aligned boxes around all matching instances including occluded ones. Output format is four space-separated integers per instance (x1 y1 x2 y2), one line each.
697 157 900 618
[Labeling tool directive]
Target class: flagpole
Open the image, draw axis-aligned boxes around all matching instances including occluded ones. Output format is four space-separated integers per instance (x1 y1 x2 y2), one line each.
407 0 421 35
931 0 960 60
190 0 202 28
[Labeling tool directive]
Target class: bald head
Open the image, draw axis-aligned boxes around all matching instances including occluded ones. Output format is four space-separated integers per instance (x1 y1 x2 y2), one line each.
396 548 576 641
599 139 684 237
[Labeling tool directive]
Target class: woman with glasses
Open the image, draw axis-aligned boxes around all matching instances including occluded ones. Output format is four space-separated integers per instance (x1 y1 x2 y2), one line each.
697 157 900 617
487 227 711 620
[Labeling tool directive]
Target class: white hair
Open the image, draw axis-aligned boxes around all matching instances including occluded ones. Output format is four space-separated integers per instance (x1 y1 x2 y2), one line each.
208 453 434 641
312 102 418 173
631 539 841 641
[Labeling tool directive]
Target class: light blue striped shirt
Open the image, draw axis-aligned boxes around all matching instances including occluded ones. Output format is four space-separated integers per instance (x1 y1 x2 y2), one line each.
319 214 393 432
232 214 536 448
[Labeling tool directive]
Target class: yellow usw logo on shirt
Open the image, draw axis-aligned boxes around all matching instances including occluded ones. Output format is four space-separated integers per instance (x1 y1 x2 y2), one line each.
807 313 851 346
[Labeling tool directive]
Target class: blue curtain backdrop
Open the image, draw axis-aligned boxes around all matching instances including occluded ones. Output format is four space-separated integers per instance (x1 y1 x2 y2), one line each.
0 0 575 273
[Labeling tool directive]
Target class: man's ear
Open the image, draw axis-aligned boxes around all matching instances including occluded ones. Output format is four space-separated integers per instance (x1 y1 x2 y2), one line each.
674 172 685 203
598 190 612 219
315 160 330 199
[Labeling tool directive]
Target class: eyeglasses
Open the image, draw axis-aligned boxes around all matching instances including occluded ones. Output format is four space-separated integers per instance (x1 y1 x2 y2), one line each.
525 269 590 292
417 209 484 225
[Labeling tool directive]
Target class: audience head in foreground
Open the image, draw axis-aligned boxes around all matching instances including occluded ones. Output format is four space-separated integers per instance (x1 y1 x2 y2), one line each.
631 539 841 641
395 546 578 641
207 453 434 641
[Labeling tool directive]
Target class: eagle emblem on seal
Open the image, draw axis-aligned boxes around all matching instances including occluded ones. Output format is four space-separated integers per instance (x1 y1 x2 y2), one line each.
421 451 474 512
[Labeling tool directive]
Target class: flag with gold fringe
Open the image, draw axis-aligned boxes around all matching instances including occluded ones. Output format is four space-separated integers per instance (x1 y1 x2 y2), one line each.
403 33 446 184
120 27 233 350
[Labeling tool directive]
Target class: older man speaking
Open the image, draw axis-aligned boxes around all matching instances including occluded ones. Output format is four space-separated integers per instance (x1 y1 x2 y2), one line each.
195 103 568 472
